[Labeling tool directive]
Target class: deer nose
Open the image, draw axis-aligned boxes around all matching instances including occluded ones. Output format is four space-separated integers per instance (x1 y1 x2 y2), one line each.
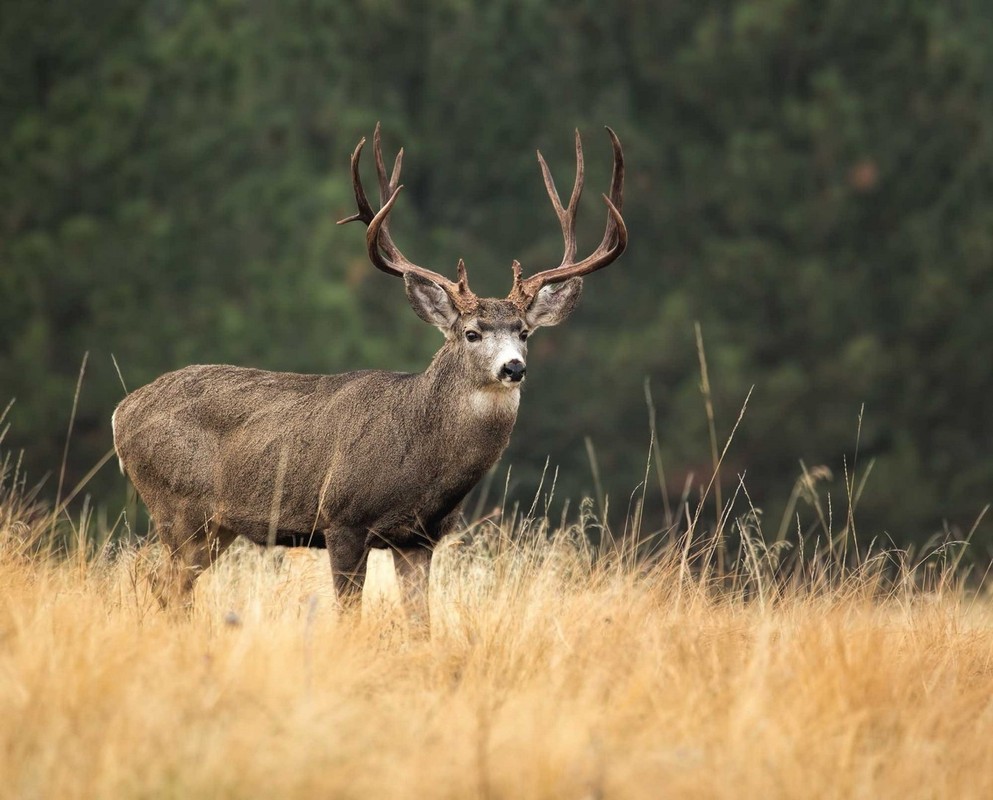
499 360 526 383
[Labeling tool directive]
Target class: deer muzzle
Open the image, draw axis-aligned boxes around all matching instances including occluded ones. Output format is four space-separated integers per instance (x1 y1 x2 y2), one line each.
498 359 526 384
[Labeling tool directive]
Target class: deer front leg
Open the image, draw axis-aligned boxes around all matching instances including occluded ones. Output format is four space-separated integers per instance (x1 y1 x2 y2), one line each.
325 527 369 611
392 545 433 633
152 509 235 609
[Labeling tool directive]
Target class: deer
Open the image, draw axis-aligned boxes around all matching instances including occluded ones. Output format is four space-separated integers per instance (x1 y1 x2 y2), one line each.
112 124 626 626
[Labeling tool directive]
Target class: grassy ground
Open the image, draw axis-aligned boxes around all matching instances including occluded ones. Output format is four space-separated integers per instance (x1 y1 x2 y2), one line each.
2 477 992 800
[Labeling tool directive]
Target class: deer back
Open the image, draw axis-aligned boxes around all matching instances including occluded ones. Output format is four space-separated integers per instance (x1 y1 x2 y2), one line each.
113 352 518 546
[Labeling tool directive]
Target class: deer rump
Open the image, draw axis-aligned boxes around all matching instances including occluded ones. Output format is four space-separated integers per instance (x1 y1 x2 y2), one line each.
114 363 513 551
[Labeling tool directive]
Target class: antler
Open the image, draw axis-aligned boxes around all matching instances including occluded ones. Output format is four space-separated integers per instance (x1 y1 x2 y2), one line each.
507 127 627 310
337 123 479 315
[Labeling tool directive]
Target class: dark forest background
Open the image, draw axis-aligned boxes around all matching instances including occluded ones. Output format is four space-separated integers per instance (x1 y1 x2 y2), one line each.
2 0 991 548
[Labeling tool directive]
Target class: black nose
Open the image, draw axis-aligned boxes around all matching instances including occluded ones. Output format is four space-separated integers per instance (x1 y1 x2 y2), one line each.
499 360 526 382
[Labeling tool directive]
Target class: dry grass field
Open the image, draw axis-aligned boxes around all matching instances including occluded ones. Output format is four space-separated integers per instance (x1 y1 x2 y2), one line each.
2 465 993 800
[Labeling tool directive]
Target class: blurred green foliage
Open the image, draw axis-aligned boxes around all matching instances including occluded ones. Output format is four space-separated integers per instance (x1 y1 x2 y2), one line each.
1 0 991 546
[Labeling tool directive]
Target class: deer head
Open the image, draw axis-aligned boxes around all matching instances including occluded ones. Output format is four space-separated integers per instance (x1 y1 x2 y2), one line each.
337 124 627 391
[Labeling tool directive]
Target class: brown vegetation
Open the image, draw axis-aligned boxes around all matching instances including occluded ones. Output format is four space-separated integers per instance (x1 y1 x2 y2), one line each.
1 474 991 799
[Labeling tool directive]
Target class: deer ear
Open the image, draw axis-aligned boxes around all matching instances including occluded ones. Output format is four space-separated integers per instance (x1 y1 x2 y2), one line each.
525 278 583 328
405 273 460 330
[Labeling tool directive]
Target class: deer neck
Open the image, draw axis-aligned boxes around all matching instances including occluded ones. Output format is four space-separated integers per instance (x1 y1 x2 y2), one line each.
420 343 521 426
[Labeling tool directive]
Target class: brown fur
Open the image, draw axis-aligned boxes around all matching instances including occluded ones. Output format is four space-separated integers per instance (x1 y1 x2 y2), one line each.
113 297 555 619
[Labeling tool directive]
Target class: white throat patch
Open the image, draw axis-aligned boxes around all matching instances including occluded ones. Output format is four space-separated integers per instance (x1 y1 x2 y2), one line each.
470 386 521 417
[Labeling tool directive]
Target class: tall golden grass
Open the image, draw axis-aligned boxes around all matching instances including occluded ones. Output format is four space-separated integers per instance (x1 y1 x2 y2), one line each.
2 458 992 800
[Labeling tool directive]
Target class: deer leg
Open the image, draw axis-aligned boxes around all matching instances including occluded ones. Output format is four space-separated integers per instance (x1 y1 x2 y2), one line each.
152 511 235 609
325 528 369 610
392 545 433 633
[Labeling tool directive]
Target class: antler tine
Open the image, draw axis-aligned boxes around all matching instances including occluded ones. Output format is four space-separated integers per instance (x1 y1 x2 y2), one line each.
596 125 624 251
367 122 406 266
338 125 479 313
536 129 585 264
372 122 403 204
336 137 375 226
508 127 627 310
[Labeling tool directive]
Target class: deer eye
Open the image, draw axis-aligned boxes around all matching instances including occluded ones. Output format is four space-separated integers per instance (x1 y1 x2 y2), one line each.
465 330 482 343
519 330 529 341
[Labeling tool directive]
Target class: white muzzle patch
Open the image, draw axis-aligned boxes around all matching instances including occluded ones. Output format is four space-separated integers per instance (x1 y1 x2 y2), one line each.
490 334 526 386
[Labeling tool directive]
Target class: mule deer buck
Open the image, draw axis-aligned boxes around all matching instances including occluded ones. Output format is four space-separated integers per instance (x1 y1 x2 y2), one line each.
112 124 626 625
